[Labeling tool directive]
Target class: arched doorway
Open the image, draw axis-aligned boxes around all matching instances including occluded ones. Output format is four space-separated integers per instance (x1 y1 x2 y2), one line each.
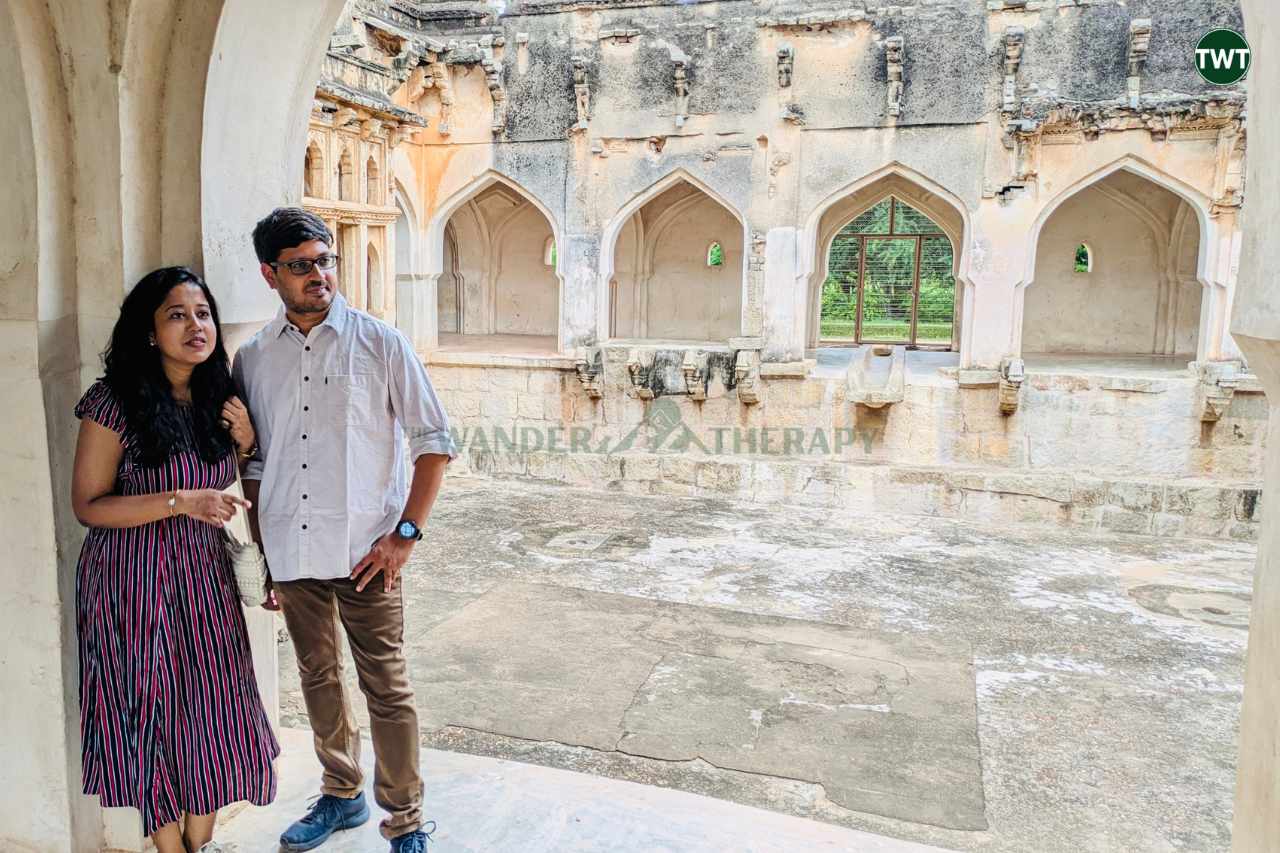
819 196 956 347
1024 169 1203 359
610 179 744 342
433 178 560 351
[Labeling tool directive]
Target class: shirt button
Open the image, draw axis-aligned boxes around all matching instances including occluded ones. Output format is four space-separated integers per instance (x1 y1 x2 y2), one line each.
302 463 308 470
302 494 308 500
302 434 307 440
303 375 309 382
304 406 309 412
305 346 311 352
302 524 308 530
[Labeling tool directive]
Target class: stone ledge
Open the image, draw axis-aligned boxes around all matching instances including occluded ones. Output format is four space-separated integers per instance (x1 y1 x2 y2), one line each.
447 449 1261 543
426 350 577 370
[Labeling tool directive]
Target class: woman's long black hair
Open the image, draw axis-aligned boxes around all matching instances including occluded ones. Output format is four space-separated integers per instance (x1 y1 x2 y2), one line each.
102 266 236 467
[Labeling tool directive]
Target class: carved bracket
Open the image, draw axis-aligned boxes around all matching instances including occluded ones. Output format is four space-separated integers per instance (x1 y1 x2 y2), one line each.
332 106 359 129
885 36 904 118
673 57 690 128
1002 27 1025 117
482 56 506 136
777 43 794 88
571 56 592 131
846 345 905 409
681 350 709 400
573 347 604 399
1127 19 1152 109
1195 360 1242 422
999 356 1025 416
733 350 761 405
626 349 656 400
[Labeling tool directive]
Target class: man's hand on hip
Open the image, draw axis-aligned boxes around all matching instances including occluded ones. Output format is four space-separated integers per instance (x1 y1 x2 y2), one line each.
350 532 415 592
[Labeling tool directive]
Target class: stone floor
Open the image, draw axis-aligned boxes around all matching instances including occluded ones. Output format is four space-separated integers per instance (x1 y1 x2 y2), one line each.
277 476 1254 852
219 727 950 852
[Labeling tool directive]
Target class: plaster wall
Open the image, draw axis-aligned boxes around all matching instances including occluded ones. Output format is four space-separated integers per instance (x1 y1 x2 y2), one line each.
614 189 744 341
493 204 558 336
1025 188 1200 355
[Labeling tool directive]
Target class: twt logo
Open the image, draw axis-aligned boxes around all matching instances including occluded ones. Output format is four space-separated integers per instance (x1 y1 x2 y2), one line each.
1195 29 1251 85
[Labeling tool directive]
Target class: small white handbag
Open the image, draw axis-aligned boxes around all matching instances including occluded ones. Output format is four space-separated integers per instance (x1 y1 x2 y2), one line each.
223 469 268 607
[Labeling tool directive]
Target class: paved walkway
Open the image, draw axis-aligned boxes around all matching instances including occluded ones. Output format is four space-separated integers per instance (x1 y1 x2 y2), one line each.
219 727 951 852
273 477 1253 851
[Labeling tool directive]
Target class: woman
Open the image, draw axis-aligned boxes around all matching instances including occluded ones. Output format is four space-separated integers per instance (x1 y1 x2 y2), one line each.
71 266 279 853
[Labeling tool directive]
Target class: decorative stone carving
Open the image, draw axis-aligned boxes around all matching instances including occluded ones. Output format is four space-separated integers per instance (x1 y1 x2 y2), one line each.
1212 121 1246 215
360 117 383 140
673 58 690 128
572 56 591 131
1127 19 1152 109
734 349 761 405
600 28 641 44
846 345 905 409
482 56 506 135
626 349 656 400
1196 360 1242 422
387 124 414 149
781 102 805 125
777 43 794 88
885 36 904 118
999 356 1025 415
573 347 604 399
332 106 358 128
681 350 709 400
1002 27 1025 116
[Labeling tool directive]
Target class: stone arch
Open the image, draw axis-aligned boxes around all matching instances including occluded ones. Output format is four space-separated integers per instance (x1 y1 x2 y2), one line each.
600 169 748 343
367 240 383 316
1018 157 1215 359
424 171 563 348
337 145 356 202
801 164 970 351
366 154 381 205
304 139 324 198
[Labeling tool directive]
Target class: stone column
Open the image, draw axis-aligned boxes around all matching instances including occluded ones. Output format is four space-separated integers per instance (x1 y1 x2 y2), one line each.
1232 2 1280 849
963 200 1031 369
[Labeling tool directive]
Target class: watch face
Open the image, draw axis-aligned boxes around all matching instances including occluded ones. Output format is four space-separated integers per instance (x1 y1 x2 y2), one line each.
398 521 416 539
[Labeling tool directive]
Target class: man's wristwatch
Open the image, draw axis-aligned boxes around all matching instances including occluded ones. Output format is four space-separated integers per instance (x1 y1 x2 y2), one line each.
395 519 424 541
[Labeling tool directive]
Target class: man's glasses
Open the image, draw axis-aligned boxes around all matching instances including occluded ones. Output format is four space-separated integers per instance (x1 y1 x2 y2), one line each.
271 254 340 276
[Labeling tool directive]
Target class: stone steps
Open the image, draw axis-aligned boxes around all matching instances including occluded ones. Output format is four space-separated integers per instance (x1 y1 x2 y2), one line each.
450 448 1261 542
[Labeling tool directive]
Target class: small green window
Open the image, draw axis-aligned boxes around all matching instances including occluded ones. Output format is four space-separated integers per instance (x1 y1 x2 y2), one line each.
707 242 724 267
544 238 557 267
1074 243 1092 273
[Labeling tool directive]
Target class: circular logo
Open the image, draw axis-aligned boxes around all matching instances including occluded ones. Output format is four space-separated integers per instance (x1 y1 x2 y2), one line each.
1195 29 1251 85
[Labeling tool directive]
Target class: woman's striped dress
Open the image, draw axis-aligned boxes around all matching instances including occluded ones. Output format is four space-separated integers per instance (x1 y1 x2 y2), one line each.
75 381 279 835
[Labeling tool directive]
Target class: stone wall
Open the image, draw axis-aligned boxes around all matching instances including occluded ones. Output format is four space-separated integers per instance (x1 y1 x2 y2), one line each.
427 357 1265 541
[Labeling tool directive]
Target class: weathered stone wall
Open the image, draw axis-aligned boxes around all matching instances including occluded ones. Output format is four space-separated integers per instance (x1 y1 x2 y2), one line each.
425 357 1265 540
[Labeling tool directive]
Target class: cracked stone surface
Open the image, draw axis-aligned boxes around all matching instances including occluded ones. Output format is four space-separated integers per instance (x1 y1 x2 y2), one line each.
279 476 1254 852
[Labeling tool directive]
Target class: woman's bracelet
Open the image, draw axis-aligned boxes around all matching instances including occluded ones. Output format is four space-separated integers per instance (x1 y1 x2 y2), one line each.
237 441 258 460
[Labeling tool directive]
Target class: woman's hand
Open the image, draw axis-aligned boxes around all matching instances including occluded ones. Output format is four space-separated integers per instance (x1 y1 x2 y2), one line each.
176 489 251 527
221 395 255 455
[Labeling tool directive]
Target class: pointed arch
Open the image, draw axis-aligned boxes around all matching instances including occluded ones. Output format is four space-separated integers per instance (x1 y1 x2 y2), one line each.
366 154 381 205
1020 157 1214 359
337 144 355 201
599 169 749 343
303 139 324 198
1022 155 1214 291
424 170 564 351
800 163 972 352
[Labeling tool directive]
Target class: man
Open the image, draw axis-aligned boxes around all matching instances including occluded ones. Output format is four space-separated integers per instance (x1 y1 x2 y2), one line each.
233 208 455 853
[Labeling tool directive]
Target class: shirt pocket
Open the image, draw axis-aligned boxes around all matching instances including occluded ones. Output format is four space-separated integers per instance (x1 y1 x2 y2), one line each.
324 373 385 428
